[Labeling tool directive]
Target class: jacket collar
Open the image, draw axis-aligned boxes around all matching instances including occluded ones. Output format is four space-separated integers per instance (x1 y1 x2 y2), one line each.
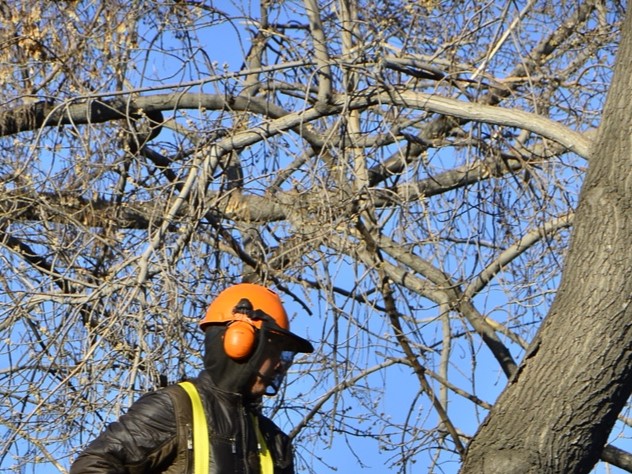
196 370 262 411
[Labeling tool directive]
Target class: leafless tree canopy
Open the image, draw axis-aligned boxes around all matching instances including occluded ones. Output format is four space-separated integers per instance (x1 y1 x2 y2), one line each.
0 1 627 472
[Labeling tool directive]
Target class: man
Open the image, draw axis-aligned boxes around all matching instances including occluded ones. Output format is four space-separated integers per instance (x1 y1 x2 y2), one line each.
70 283 314 473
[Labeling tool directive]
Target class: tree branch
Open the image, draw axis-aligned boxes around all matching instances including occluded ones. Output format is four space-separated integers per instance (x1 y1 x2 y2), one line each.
464 213 574 299
601 444 632 472
2 89 592 161
379 90 592 159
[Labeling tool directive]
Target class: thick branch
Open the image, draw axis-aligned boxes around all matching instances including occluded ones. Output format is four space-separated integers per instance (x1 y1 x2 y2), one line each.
601 445 632 472
379 90 591 158
1 91 592 160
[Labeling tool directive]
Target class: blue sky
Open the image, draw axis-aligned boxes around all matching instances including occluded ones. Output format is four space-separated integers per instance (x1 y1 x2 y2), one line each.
1 2 629 473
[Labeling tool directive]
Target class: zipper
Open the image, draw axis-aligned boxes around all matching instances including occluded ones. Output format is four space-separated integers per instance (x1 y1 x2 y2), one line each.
245 406 251 473
240 406 251 473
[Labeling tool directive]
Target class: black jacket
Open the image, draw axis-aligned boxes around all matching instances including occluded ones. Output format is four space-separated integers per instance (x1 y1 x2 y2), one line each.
69 371 295 473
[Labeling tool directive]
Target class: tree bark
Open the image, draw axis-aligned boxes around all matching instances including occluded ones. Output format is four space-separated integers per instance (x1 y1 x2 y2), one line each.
459 11 632 474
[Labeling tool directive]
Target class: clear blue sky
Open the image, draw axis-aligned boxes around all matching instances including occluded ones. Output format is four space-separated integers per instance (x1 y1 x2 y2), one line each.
2 3 627 473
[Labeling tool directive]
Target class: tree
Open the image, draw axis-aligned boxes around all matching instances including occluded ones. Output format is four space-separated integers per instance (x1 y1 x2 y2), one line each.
460 6 632 473
0 1 629 472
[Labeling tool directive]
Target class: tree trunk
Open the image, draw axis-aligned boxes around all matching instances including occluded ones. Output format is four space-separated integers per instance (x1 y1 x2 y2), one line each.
459 11 632 474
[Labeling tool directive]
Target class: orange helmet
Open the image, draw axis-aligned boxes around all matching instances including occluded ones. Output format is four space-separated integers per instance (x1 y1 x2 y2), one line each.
200 283 313 359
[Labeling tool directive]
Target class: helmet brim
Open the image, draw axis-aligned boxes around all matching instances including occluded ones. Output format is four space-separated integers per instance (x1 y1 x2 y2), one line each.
267 326 314 353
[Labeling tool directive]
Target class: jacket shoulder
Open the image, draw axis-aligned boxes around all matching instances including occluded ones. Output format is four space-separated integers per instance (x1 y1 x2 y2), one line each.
70 387 187 474
160 384 193 473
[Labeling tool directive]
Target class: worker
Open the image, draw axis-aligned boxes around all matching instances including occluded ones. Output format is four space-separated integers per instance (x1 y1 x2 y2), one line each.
70 283 314 473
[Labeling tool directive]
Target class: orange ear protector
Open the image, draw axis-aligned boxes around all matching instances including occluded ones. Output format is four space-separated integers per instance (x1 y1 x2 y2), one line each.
223 298 260 360
224 315 257 360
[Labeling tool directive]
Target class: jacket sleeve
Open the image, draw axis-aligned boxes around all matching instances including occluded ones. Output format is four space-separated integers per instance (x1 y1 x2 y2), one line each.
69 390 180 474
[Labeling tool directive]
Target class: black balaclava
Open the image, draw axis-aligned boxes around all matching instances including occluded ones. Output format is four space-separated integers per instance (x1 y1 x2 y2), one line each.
202 324 269 399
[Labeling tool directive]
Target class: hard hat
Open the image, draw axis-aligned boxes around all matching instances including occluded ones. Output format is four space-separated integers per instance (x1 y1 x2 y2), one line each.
200 283 314 359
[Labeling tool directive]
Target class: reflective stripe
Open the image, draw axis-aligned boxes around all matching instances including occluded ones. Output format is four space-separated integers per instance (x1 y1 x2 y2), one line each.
252 415 274 474
178 382 209 474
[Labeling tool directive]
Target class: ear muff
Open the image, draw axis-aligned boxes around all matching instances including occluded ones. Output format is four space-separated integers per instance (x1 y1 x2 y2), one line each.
224 320 257 360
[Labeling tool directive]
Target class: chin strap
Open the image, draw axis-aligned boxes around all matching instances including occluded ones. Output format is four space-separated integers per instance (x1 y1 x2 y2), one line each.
255 370 280 397
262 349 296 396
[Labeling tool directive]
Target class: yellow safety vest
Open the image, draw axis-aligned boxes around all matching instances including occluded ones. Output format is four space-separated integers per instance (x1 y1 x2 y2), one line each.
178 381 274 474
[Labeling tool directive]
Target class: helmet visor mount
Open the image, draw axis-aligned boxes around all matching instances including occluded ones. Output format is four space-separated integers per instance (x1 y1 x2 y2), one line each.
234 298 314 354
